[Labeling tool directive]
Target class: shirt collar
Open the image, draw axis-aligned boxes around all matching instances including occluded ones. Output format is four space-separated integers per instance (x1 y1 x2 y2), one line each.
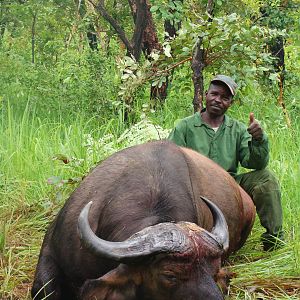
193 110 234 128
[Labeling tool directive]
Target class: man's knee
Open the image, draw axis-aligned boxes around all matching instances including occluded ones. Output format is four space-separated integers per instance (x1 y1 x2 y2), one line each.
252 169 280 193
254 169 277 181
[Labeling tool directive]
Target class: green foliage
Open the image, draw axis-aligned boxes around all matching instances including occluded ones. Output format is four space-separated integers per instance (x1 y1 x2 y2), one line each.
259 0 297 30
118 12 285 103
0 44 121 122
120 0 299 111
151 0 183 26
0 1 299 298
0 0 125 122
0 0 75 59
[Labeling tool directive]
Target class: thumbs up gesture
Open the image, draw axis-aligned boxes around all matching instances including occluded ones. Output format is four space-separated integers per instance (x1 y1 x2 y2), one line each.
247 112 263 141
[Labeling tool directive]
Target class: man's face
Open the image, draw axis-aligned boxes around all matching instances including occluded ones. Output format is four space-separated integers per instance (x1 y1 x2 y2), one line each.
205 82 233 117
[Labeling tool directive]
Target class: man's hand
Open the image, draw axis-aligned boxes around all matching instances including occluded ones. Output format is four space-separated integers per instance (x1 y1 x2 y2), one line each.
247 112 263 141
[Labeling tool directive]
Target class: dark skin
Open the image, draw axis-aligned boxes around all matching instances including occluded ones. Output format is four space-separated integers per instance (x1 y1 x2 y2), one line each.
201 81 263 141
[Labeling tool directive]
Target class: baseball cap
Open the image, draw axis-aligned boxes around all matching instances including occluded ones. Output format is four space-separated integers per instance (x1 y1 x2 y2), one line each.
211 75 238 96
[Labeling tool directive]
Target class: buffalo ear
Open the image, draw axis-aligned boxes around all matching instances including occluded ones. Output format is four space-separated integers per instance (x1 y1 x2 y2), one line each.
214 267 236 294
81 264 141 300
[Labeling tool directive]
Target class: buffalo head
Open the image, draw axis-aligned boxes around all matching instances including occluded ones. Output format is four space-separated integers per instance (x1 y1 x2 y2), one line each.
78 197 229 300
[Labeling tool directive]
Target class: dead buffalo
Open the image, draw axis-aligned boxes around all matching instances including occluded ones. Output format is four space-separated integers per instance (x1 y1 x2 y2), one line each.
32 140 255 300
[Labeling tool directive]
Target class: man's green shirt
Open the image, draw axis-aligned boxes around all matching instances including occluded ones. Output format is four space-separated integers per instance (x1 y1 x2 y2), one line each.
168 112 269 177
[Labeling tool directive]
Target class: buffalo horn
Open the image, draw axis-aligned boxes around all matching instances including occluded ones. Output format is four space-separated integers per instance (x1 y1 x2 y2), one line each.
200 196 229 251
78 201 193 263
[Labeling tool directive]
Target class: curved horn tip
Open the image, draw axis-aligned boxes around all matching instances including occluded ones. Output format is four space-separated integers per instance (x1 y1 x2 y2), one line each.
82 201 93 215
200 196 229 251
86 201 93 209
78 201 93 237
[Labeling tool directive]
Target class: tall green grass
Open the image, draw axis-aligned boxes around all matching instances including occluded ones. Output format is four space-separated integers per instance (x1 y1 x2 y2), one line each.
0 93 299 299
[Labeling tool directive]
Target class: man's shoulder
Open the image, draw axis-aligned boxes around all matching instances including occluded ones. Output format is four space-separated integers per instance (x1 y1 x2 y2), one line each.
225 115 247 130
177 112 200 126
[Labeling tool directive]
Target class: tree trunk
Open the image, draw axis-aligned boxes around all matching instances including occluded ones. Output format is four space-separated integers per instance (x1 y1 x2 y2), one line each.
206 0 215 19
95 0 147 61
75 0 98 51
191 0 214 112
143 0 167 101
95 0 134 56
164 0 183 39
95 0 168 101
191 37 205 112
278 73 291 127
131 0 147 60
86 1 110 52
270 36 285 81
86 24 98 51
129 0 168 101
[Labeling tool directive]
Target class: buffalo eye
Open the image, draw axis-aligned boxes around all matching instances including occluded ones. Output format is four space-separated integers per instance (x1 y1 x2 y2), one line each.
159 273 178 287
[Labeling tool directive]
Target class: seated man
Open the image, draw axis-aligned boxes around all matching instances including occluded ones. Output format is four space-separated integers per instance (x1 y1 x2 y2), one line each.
168 75 284 251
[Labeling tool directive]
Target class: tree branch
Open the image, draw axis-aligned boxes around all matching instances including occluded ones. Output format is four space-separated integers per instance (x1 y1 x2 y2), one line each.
128 0 136 21
206 0 214 20
90 0 134 55
151 57 192 77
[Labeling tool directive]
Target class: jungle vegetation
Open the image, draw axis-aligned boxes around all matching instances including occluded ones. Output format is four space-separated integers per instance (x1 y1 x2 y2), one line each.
0 0 299 299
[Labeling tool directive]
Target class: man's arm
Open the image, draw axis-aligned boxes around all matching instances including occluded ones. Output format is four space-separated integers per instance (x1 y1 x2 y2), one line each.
239 113 269 170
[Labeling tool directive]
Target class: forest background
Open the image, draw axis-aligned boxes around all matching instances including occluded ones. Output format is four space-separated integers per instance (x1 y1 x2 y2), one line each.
0 0 299 299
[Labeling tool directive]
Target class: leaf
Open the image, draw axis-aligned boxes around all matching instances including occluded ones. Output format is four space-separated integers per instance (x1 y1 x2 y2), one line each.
230 44 238 52
63 77 71 84
169 2 176 10
67 177 82 184
158 76 166 88
150 6 159 13
269 73 280 82
47 176 62 185
52 154 69 164
257 66 270 72
124 69 133 74
182 47 190 54
150 51 160 61
163 44 172 57
152 79 160 87
55 191 63 202
121 73 130 80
